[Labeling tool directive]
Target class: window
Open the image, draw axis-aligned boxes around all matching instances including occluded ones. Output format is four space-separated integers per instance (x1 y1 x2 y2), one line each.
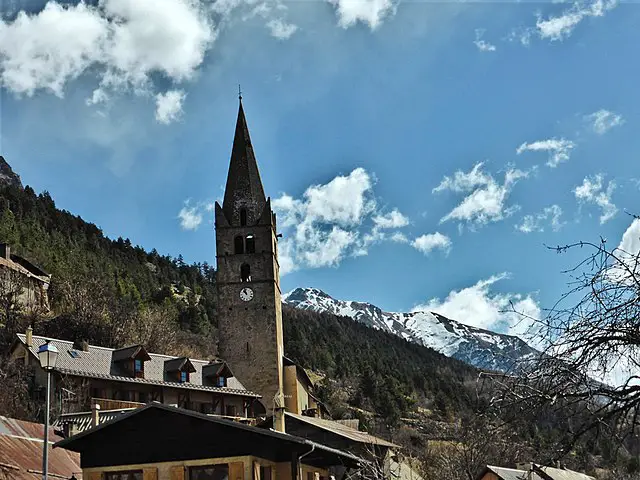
134 359 143 378
234 236 244 254
260 466 272 480
245 235 256 253
105 471 143 480
190 464 229 480
180 371 189 383
240 263 251 282
240 208 247 226
215 376 226 387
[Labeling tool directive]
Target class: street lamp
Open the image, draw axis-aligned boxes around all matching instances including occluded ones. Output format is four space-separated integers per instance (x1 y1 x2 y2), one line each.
38 340 58 480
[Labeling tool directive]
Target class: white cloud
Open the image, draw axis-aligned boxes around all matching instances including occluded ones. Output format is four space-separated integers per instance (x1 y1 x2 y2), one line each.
0 0 214 101
585 109 624 135
435 162 529 227
516 137 576 168
266 19 298 39
618 218 640 258
327 0 396 30
474 29 496 52
273 168 411 274
413 273 541 339
536 0 617 41
155 89 186 124
177 199 214 230
411 232 451 256
178 202 203 230
516 204 564 233
372 209 409 229
574 174 617 224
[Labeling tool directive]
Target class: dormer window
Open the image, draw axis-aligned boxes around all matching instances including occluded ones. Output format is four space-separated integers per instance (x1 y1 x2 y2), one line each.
203 361 234 388
164 357 196 384
112 345 151 379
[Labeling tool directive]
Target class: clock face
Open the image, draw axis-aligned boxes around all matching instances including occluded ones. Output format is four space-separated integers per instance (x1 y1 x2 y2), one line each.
239 287 254 302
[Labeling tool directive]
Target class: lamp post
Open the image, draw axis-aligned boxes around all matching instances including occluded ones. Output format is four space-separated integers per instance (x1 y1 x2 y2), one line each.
38 340 58 480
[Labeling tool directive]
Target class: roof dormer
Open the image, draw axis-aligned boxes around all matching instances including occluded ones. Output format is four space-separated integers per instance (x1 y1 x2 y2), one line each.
164 357 196 383
112 345 151 379
202 361 234 388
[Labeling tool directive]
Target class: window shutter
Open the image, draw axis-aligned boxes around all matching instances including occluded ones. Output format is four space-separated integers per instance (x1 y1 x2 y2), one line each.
253 462 260 480
143 468 158 480
87 472 103 480
230 461 245 480
170 466 185 480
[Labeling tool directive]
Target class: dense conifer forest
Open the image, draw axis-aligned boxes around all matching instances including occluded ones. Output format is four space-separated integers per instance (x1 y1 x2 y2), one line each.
0 180 477 424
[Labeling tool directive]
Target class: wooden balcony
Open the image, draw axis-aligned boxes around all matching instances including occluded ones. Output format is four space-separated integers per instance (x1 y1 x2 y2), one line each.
91 397 146 411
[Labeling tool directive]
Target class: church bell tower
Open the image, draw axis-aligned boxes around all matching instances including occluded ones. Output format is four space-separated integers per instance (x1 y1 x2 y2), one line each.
215 98 284 414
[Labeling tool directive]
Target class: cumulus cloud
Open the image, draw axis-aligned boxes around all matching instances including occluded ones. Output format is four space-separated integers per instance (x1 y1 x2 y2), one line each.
516 204 564 233
584 109 624 135
266 19 298 39
516 138 575 168
327 0 396 30
434 162 529 227
473 29 496 52
177 199 213 230
574 174 617 224
0 0 214 100
413 273 541 339
373 209 409 229
155 89 186 124
411 232 451 256
536 0 617 41
272 168 410 274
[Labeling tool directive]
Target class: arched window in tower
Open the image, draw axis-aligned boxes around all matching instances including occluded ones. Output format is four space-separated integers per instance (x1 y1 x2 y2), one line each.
245 234 256 254
240 263 251 282
240 208 247 226
234 235 244 254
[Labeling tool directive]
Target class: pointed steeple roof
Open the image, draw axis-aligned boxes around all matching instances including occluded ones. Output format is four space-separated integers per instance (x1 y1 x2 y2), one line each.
222 99 267 224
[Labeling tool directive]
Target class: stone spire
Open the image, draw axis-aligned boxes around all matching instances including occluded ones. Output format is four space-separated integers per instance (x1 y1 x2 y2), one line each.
221 99 267 226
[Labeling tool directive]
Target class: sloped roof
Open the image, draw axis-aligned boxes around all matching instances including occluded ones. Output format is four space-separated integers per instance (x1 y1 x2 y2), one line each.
0 416 81 479
164 357 196 373
111 345 150 362
285 412 398 448
15 334 260 398
536 465 595 480
479 466 541 480
55 403 364 469
53 408 136 433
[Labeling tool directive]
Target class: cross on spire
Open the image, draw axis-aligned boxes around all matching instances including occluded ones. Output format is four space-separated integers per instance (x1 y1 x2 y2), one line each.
238 84 242 101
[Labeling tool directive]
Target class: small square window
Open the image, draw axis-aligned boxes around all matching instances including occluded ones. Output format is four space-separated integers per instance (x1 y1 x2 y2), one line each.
180 371 188 383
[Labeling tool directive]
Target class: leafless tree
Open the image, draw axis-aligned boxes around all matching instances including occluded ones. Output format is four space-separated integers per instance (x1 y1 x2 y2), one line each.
485 234 640 460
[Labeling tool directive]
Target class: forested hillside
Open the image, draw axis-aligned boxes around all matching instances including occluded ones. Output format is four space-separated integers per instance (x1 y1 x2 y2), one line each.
0 176 478 425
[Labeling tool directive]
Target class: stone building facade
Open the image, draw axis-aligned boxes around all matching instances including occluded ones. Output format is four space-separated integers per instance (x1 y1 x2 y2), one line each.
215 99 284 415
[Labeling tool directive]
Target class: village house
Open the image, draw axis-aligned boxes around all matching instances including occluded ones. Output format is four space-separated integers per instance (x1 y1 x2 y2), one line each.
9 329 262 427
0 242 51 313
0 415 82 479
476 464 595 480
54 403 363 480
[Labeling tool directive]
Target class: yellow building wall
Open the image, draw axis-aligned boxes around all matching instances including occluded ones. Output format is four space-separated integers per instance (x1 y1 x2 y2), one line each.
283 365 299 414
83 455 327 480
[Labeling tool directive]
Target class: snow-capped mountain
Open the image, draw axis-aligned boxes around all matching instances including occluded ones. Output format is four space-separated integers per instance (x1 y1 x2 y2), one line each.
283 287 539 373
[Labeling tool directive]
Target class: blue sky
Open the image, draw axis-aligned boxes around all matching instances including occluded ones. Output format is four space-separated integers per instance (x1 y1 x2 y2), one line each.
1 0 639 337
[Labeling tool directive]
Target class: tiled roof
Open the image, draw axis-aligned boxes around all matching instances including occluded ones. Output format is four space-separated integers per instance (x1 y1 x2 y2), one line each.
0 415 81 479
53 408 136 433
17 334 260 398
536 465 595 480
482 466 541 480
285 412 398 448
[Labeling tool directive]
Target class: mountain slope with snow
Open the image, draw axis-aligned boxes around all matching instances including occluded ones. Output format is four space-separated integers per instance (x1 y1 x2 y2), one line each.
283 287 539 372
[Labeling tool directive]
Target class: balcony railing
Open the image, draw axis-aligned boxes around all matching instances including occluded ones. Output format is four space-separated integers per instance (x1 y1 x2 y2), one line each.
91 397 146 411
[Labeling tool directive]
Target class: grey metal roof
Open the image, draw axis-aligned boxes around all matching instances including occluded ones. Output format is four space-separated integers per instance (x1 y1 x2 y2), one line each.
53 408 136 433
483 466 543 480
17 334 260 398
536 465 595 480
285 412 398 448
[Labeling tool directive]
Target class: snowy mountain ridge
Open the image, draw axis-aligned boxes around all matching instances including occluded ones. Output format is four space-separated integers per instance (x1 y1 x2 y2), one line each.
283 287 540 372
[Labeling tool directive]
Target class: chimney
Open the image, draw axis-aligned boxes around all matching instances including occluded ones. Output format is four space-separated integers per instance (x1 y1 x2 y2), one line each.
91 403 101 428
25 325 33 347
274 392 286 433
0 243 10 261
81 340 89 352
